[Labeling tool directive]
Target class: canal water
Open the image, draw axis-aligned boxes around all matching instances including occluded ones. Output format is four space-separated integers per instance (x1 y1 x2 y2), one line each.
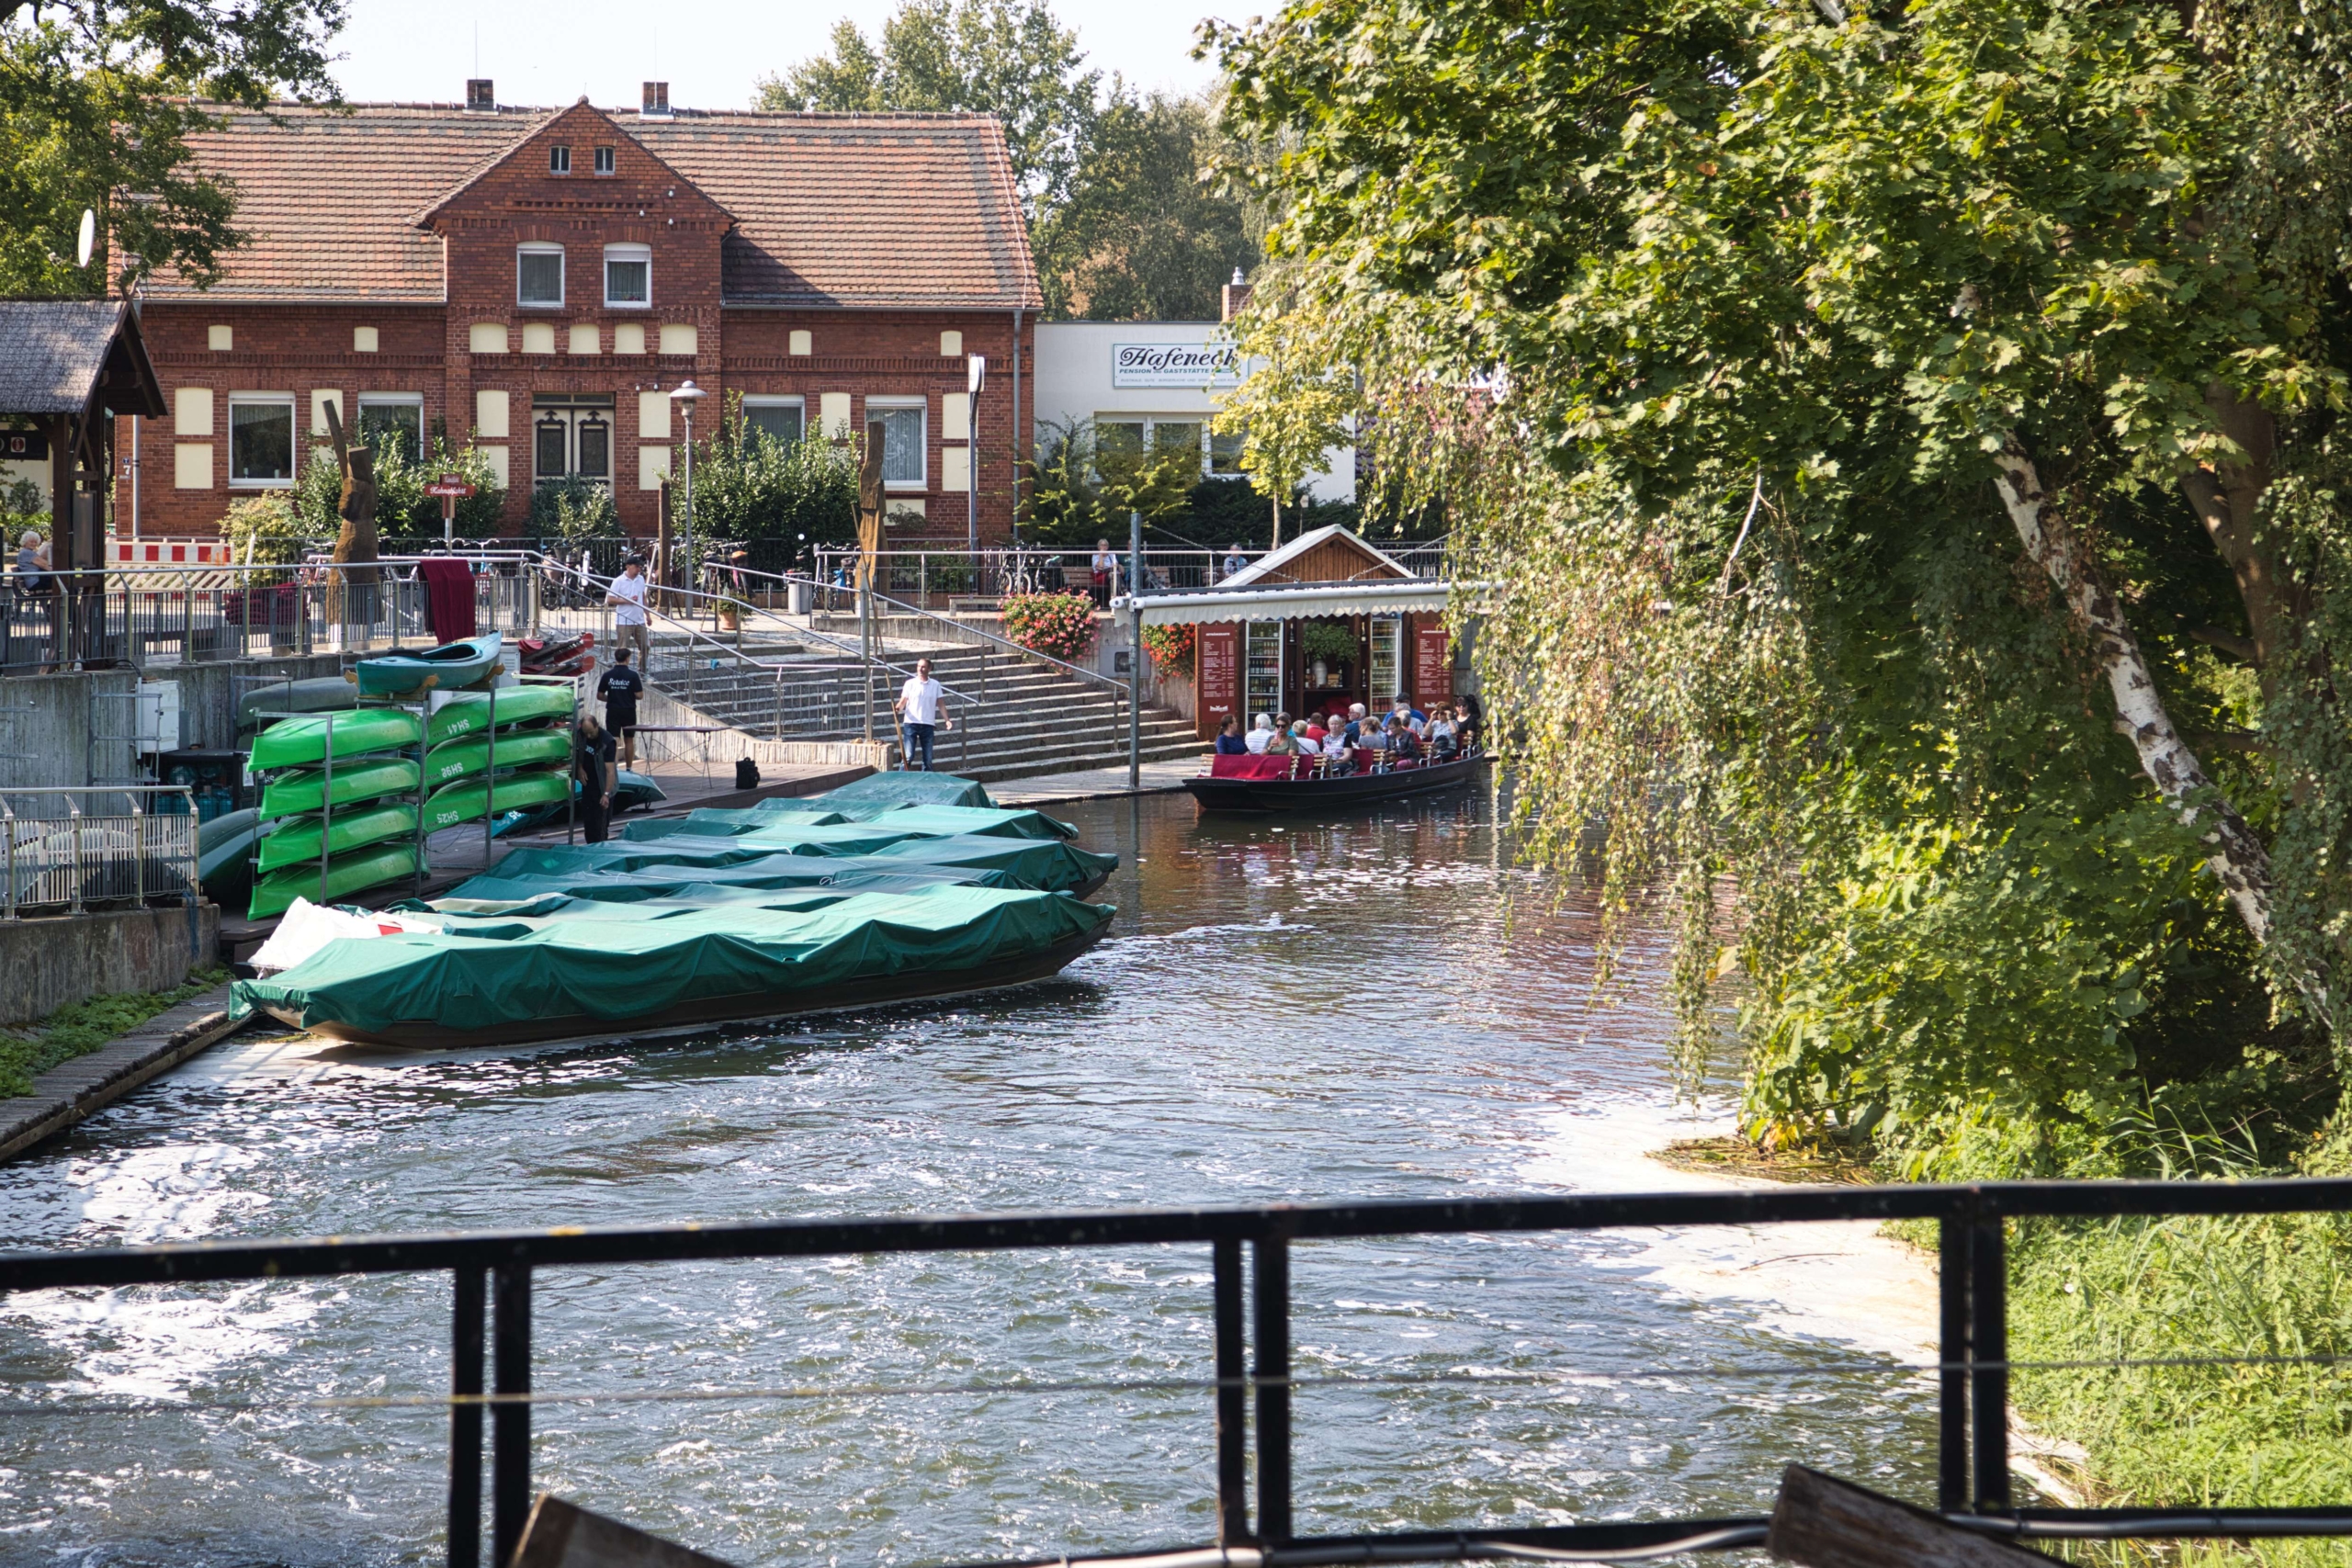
0 791 1937 1567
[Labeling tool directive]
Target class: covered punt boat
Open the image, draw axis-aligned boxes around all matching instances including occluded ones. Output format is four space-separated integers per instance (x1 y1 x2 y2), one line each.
624 803 1079 844
354 632 503 696
448 831 1118 900
231 885 1117 1048
1182 748 1487 812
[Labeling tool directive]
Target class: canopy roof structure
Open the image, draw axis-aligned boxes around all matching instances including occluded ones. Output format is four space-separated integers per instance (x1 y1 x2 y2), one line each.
0 298 164 419
1121 578 1463 626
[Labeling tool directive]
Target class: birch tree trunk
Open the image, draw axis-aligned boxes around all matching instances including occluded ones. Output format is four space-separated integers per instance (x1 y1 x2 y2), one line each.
1989 434 2278 945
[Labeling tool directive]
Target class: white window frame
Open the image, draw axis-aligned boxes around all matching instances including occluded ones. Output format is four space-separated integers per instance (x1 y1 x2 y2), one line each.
603 243 651 310
1092 413 1207 482
516 243 565 309
548 144 571 175
867 396 927 490
741 395 807 447
594 145 616 175
225 393 298 489
356 393 424 461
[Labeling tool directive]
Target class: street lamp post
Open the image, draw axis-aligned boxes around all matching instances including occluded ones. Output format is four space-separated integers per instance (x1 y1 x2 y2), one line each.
670 379 706 624
965 355 986 567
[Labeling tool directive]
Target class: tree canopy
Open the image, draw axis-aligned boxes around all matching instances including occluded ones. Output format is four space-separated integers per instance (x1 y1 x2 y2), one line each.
762 0 1257 319
1209 0 2352 1172
0 0 346 295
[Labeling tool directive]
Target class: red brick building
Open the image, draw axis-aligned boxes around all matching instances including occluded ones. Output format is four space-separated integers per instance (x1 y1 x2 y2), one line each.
133 85 1040 542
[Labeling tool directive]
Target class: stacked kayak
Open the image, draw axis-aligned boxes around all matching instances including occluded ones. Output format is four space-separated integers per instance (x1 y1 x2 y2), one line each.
355 632 503 695
242 675 580 920
228 772 1122 1047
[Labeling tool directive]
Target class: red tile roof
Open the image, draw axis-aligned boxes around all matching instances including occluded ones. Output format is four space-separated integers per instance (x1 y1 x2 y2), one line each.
146 103 1042 310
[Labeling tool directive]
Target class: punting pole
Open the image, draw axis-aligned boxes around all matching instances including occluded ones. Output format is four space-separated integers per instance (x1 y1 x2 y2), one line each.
1128 509 1142 792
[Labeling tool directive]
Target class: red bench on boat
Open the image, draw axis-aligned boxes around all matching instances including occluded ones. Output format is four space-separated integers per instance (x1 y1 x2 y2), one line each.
1211 753 1306 780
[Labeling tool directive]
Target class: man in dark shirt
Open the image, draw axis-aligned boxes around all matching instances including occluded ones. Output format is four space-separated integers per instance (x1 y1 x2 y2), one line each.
574 715 617 843
596 650 645 769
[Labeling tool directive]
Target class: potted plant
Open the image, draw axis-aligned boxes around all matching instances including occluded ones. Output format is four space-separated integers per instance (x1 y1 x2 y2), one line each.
1302 620 1355 688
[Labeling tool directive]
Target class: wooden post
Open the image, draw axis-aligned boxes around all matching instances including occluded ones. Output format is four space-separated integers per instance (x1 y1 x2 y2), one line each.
857 421 884 745
1768 1466 2061 1567
322 400 380 637
654 478 673 611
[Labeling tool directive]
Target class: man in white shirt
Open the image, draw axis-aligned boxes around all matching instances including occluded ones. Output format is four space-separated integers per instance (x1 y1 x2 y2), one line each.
892 657 952 771
1244 714 1273 754
605 558 652 669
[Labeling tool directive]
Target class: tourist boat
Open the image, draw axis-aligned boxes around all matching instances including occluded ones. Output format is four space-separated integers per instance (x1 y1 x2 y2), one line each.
1182 748 1487 812
353 632 503 695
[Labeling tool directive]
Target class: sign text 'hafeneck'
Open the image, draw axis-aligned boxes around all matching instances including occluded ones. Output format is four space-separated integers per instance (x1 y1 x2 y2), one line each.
1112 342 1241 389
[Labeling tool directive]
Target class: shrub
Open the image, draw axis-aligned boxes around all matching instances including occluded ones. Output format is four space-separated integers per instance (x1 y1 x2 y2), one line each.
1301 619 1355 662
1000 591 1097 662
529 479 623 545
218 491 306 570
1141 621 1195 676
295 435 506 540
685 397 860 562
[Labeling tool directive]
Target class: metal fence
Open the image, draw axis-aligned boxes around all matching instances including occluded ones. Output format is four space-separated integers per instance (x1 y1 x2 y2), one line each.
0 784 198 917
7 1180 2352 1567
806 546 1452 612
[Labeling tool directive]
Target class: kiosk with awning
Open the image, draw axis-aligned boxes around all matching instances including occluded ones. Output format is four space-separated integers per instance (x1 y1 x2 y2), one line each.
1122 525 1460 740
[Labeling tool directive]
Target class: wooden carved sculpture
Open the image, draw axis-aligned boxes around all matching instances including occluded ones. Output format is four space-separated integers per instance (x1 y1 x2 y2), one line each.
855 418 886 592
323 400 380 630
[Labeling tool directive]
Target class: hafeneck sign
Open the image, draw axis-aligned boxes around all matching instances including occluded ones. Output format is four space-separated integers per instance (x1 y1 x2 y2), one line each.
1112 341 1242 389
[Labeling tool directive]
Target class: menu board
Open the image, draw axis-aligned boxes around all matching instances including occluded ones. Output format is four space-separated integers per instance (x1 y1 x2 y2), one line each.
1198 624 1239 730
1414 624 1452 705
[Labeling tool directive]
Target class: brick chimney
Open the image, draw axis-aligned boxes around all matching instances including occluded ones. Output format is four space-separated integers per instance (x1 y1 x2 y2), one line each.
642 82 672 118
465 78 494 112
1221 267 1252 323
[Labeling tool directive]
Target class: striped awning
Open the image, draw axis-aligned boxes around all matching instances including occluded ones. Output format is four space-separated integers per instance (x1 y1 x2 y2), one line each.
1118 579 1471 626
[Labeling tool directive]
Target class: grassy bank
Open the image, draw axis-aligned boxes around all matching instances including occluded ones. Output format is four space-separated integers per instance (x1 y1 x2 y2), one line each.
2006 1196 2352 1566
0 969 230 1099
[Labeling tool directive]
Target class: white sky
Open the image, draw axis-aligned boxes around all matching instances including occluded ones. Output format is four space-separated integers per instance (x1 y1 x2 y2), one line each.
328 0 1232 109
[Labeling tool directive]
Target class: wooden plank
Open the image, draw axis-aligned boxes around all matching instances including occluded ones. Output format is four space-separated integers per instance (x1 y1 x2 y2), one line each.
508 1495 739 1568
1768 1465 2063 1568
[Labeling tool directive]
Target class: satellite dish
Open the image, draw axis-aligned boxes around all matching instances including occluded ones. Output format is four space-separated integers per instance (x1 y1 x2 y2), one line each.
75 209 95 268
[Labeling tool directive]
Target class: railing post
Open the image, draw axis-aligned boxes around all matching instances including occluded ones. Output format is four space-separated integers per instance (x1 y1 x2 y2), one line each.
1251 1234 1292 1547
491 1262 532 1565
1970 1206 2010 1513
449 1267 485 1568
1214 1237 1250 1545
1937 1213 1969 1513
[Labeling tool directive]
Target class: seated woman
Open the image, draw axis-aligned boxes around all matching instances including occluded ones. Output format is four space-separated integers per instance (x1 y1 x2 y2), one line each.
1427 706 1460 757
1264 718 1300 756
1215 715 1250 755
1320 728 1353 773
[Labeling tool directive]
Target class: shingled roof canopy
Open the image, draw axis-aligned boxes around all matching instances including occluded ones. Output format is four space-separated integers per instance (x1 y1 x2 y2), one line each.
146 103 1043 310
0 298 165 418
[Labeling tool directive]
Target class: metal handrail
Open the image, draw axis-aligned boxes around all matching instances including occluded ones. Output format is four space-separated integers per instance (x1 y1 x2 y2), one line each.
0 784 197 920
718 560 1130 702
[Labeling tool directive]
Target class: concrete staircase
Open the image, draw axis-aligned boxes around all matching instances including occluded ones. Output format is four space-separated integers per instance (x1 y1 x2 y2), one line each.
644 638 1202 784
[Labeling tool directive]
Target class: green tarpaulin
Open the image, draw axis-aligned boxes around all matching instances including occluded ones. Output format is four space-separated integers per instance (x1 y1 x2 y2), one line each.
625 804 1076 844
232 886 1114 1037
447 833 1114 901
793 773 994 812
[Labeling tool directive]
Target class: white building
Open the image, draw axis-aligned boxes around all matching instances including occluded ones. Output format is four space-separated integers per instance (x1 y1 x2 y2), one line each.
1029 320 1355 504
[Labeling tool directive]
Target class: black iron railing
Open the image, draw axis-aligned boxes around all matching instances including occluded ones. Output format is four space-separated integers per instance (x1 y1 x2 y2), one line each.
7 1182 2352 1566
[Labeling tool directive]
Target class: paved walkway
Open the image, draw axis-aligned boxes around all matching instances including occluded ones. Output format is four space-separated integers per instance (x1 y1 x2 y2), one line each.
989 757 1197 805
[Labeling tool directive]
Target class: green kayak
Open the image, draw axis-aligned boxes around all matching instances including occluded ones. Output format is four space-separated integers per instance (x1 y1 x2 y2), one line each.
198 808 262 908
248 707 423 772
258 757 421 821
237 676 358 730
248 842 419 922
356 632 503 696
255 802 419 873
421 768 571 834
424 682 577 745
423 728 572 788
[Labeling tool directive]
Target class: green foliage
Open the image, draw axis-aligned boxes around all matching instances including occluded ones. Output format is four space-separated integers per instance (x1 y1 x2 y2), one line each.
757 0 1099 222
293 436 506 541
217 491 306 569
1023 416 1199 547
1035 91 1260 320
684 400 861 558
1300 620 1354 663
529 479 622 547
999 590 1096 660
1206 0 2352 1153
0 3 345 295
761 1 1256 320
0 968 228 1099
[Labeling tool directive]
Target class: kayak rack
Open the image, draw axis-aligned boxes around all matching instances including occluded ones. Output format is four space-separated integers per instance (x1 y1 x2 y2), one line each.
10 1180 2352 1565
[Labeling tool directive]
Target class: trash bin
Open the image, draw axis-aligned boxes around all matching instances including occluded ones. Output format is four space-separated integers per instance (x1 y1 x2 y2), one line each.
787 575 814 615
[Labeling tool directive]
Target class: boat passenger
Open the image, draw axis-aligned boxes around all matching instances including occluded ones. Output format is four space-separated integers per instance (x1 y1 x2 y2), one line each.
1264 723 1300 757
574 715 617 844
1341 703 1368 746
1427 706 1459 755
1303 714 1329 747
1215 716 1250 755
1245 714 1274 754
1458 692 1486 750
1386 715 1422 761
1320 728 1352 773
1391 696 1428 732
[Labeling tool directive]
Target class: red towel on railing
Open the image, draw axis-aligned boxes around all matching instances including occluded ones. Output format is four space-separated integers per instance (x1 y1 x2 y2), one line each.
419 558 475 643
